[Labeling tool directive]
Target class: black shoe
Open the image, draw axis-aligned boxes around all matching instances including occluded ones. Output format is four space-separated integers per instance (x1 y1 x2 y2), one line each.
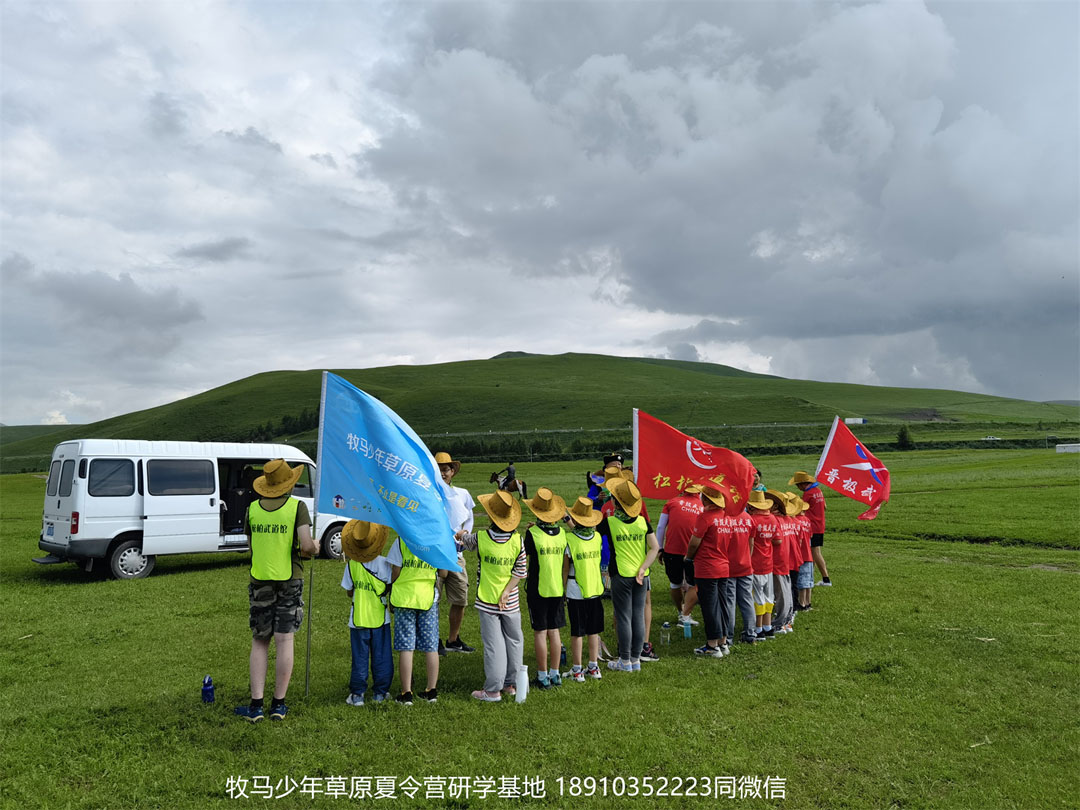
395 692 414 705
445 638 476 653
438 639 447 656
416 688 438 703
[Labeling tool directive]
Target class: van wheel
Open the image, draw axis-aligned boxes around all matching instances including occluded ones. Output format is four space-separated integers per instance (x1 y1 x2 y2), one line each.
109 540 156 579
322 526 344 561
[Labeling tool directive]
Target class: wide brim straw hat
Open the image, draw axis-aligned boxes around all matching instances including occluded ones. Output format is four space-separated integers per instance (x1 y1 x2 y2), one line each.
567 496 602 527
253 459 304 498
683 483 704 495
434 452 461 475
699 483 727 509
341 520 389 563
478 489 522 532
796 497 811 513
764 489 787 512
610 479 644 518
780 492 800 516
747 489 773 511
788 470 816 485
526 487 567 523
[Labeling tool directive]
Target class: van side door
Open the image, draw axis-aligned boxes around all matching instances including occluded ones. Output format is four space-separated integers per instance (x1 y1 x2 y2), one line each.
142 458 222 555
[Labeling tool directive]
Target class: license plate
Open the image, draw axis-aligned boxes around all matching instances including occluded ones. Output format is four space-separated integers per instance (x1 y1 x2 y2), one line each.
46 525 54 537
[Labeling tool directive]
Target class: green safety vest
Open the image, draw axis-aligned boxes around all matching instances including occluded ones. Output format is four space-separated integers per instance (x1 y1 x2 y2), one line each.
566 529 604 599
609 515 648 579
477 529 523 606
390 543 437 611
532 525 568 598
348 560 388 629
248 498 299 581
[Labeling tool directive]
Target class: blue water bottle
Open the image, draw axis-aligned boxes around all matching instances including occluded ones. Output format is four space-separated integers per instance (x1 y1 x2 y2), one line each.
683 620 692 639
202 675 215 703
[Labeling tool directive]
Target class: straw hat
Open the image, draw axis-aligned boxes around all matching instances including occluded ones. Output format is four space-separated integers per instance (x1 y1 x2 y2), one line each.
683 483 704 495
610 479 644 518
603 466 634 490
434 452 461 475
788 471 816 485
746 490 773 511
477 489 522 532
764 489 787 513
567 496 602 527
526 487 567 523
780 492 800 516
341 520 389 563
253 459 304 498
699 483 727 509
795 497 810 514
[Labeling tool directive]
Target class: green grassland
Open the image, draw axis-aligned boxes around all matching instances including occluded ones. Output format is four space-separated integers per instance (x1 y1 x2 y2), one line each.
2 448 1079 809
3 353 1076 472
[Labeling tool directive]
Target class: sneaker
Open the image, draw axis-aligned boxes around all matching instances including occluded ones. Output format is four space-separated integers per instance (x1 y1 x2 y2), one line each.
784 623 794 633
564 669 586 683
639 643 660 662
694 643 723 658
533 678 552 691
677 613 699 626
720 643 731 656
586 665 602 680
445 638 476 653
372 692 390 703
269 703 288 721
437 639 447 656
417 688 438 703
549 672 562 687
345 693 365 707
471 689 501 703
607 659 632 672
395 692 414 706
630 660 641 672
234 705 264 723
775 625 789 635
501 686 516 697
816 580 832 587
741 634 759 644
762 628 776 639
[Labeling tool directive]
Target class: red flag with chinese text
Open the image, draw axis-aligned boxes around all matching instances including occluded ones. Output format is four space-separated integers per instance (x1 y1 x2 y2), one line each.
814 417 891 520
633 409 756 516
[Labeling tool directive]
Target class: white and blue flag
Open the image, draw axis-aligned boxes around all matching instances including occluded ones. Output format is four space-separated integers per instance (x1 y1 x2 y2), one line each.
314 372 461 572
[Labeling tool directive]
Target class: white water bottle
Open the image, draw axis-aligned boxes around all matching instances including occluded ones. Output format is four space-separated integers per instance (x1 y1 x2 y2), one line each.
515 665 528 703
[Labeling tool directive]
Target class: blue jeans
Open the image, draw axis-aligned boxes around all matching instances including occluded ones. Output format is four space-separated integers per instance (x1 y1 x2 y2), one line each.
723 576 757 642
349 624 394 696
696 578 727 642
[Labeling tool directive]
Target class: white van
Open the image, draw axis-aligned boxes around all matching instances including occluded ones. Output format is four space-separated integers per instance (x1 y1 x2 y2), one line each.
35 439 348 579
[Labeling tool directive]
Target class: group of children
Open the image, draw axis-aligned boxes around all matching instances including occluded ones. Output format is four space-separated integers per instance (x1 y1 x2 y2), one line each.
341 454 828 705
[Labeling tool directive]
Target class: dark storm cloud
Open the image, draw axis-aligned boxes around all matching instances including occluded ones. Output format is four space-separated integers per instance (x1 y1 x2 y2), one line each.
175 236 252 262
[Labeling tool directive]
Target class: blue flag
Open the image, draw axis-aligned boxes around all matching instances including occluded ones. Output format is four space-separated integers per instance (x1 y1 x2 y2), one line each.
314 372 461 572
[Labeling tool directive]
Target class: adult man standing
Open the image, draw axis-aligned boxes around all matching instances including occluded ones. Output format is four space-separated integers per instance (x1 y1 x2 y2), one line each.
235 459 319 722
436 452 477 654
790 471 830 586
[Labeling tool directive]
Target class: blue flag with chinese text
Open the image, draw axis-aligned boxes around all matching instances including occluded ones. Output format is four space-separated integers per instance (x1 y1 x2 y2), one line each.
314 372 461 572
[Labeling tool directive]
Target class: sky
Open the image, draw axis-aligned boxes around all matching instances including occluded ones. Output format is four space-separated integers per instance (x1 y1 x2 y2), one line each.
1 0 1077 426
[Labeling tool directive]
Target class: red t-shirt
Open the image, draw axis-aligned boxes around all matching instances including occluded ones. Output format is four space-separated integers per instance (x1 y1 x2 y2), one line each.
660 494 704 556
726 512 754 578
802 485 826 533
797 515 813 564
749 511 776 574
691 507 730 579
771 516 789 575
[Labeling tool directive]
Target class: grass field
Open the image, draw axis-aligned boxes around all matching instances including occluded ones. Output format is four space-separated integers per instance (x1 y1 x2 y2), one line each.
2 449 1079 809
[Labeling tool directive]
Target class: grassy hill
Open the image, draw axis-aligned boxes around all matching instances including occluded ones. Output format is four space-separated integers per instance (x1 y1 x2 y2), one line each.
2 353 1076 471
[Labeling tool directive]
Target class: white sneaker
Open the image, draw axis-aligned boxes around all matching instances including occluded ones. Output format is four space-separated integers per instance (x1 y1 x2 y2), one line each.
345 693 364 707
816 580 832 587
677 613 699 626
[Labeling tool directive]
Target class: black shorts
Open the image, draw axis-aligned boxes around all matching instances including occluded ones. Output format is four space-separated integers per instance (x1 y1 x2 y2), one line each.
526 594 566 631
811 533 825 548
662 551 695 587
567 598 605 637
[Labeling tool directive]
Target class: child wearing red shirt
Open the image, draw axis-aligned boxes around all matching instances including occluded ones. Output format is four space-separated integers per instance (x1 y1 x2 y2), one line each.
685 484 730 658
724 509 757 645
748 491 778 639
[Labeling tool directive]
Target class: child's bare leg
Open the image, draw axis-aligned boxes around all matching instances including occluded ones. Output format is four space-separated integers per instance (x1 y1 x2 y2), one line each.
547 629 561 672
533 630 548 673
398 651 413 693
571 635 584 667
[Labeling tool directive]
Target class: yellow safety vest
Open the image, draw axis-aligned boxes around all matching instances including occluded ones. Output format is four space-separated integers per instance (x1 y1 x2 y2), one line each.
248 498 299 581
477 529 523 605
609 515 648 579
389 543 437 611
566 529 604 598
348 559 388 629
532 525 568 598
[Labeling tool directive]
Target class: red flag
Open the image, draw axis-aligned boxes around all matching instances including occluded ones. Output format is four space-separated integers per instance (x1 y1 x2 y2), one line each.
814 417 891 520
633 409 756 516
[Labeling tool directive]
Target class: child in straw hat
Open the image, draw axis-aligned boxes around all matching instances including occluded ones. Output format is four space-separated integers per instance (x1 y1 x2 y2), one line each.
340 521 394 707
764 491 794 634
387 534 446 705
685 483 731 657
747 491 778 640
599 479 659 671
562 497 606 682
522 487 569 689
455 490 527 702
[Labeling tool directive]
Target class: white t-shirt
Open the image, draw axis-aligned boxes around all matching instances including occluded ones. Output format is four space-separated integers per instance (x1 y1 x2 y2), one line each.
447 485 475 566
339 556 393 628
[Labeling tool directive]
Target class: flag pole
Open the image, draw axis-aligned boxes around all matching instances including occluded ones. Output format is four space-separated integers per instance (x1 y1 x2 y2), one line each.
631 408 639 481
815 416 840 479
305 371 330 698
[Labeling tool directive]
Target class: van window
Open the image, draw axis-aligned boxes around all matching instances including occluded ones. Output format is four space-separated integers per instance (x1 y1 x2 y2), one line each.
147 460 215 495
88 459 135 497
292 464 314 498
58 460 76 497
46 461 61 496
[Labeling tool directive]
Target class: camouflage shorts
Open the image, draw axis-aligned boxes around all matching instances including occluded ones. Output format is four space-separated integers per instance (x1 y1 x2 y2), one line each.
249 579 304 640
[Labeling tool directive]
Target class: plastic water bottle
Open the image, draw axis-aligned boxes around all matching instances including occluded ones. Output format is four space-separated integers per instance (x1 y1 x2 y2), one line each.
683 619 692 639
560 645 567 666
202 675 215 704
660 622 671 645
515 665 529 703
